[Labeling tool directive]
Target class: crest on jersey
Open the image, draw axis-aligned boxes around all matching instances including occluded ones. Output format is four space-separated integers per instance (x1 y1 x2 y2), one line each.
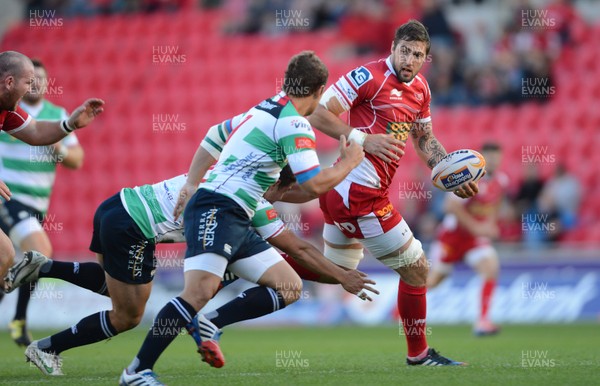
347 66 373 89
414 92 423 101
390 88 403 100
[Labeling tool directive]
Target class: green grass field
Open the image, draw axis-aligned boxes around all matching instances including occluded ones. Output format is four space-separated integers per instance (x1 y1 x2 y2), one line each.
1 324 598 385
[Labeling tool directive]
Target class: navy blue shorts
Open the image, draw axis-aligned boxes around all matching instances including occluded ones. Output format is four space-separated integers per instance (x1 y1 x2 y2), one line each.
183 189 270 262
0 199 43 233
90 193 156 284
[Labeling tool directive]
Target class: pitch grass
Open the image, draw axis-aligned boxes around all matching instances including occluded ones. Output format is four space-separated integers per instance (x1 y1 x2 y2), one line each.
1 324 598 385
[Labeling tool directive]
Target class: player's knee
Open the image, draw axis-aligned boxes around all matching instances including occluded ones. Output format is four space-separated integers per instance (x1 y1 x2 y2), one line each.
479 257 500 279
279 277 303 305
182 278 220 310
398 256 429 287
110 308 144 332
406 261 428 287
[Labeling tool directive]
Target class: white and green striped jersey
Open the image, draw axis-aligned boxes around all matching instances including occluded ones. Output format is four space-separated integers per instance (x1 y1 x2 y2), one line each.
0 100 79 214
201 92 321 218
120 174 186 242
120 174 285 242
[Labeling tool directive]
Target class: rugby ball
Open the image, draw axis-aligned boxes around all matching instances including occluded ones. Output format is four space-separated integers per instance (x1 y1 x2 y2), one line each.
431 149 486 192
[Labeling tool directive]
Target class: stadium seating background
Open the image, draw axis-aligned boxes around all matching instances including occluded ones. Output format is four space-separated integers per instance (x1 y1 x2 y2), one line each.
1 9 599 257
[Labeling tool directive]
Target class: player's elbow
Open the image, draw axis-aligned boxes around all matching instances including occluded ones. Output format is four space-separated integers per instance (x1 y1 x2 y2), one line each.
298 180 325 198
64 148 85 169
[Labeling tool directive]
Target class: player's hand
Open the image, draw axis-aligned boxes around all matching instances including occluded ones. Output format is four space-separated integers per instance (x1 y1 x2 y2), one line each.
454 181 479 199
340 135 364 168
364 133 405 163
339 270 379 301
173 181 197 221
0 179 11 201
68 98 105 129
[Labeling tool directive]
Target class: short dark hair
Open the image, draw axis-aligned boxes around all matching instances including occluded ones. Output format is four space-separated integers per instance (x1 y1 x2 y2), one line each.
393 20 431 55
278 164 296 188
30 58 45 70
283 51 328 97
481 142 502 152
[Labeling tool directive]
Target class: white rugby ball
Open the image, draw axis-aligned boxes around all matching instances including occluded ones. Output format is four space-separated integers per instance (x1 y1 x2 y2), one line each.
431 149 486 192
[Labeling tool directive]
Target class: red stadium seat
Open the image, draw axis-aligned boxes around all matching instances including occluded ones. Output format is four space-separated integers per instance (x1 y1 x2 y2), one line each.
3 9 598 254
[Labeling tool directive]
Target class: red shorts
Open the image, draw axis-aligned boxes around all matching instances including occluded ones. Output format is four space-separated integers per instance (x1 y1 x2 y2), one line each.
319 182 402 239
436 227 489 264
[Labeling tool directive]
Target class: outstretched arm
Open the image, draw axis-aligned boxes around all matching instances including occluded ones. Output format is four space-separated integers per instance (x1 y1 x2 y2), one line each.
268 229 379 300
12 99 104 146
309 99 405 163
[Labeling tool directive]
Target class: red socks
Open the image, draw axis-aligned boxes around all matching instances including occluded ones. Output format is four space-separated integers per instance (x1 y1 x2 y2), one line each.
480 279 496 321
398 281 428 357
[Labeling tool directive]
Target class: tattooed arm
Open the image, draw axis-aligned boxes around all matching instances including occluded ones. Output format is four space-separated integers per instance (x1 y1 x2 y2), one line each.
410 121 479 198
410 121 447 169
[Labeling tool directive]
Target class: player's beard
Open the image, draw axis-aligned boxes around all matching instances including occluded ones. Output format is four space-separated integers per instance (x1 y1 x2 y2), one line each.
22 92 42 105
3 89 22 110
397 67 415 83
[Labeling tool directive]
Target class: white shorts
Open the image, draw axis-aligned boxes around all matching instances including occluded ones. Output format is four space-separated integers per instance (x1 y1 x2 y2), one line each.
184 248 283 283
429 242 498 274
9 217 42 247
323 218 421 269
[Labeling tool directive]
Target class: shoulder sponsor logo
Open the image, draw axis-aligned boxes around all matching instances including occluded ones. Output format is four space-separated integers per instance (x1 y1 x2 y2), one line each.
390 88 403 100
290 119 311 131
338 78 358 101
295 137 316 149
347 66 373 89
266 208 278 220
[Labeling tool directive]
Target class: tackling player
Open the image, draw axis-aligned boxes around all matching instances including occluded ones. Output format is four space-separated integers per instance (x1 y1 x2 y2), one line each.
8 164 374 377
427 142 506 336
0 59 85 347
306 20 479 366
0 50 103 280
120 51 364 385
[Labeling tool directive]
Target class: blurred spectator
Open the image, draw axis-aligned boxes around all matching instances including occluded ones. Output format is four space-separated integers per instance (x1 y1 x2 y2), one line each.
514 163 545 216
337 0 389 55
539 163 581 231
522 193 562 246
420 0 455 49
546 0 587 45
21 0 584 110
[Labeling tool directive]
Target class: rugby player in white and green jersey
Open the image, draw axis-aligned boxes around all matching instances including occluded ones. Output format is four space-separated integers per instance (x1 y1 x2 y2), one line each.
121 51 365 385
14 54 369 379
0 58 84 348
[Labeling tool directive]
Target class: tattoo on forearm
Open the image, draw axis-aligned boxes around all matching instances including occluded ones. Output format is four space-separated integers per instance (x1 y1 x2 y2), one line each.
411 122 447 168
422 135 447 168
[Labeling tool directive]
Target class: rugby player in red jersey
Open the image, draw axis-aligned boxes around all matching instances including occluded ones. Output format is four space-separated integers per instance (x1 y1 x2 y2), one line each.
428 143 506 336
307 20 479 366
190 20 480 368
0 51 103 280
